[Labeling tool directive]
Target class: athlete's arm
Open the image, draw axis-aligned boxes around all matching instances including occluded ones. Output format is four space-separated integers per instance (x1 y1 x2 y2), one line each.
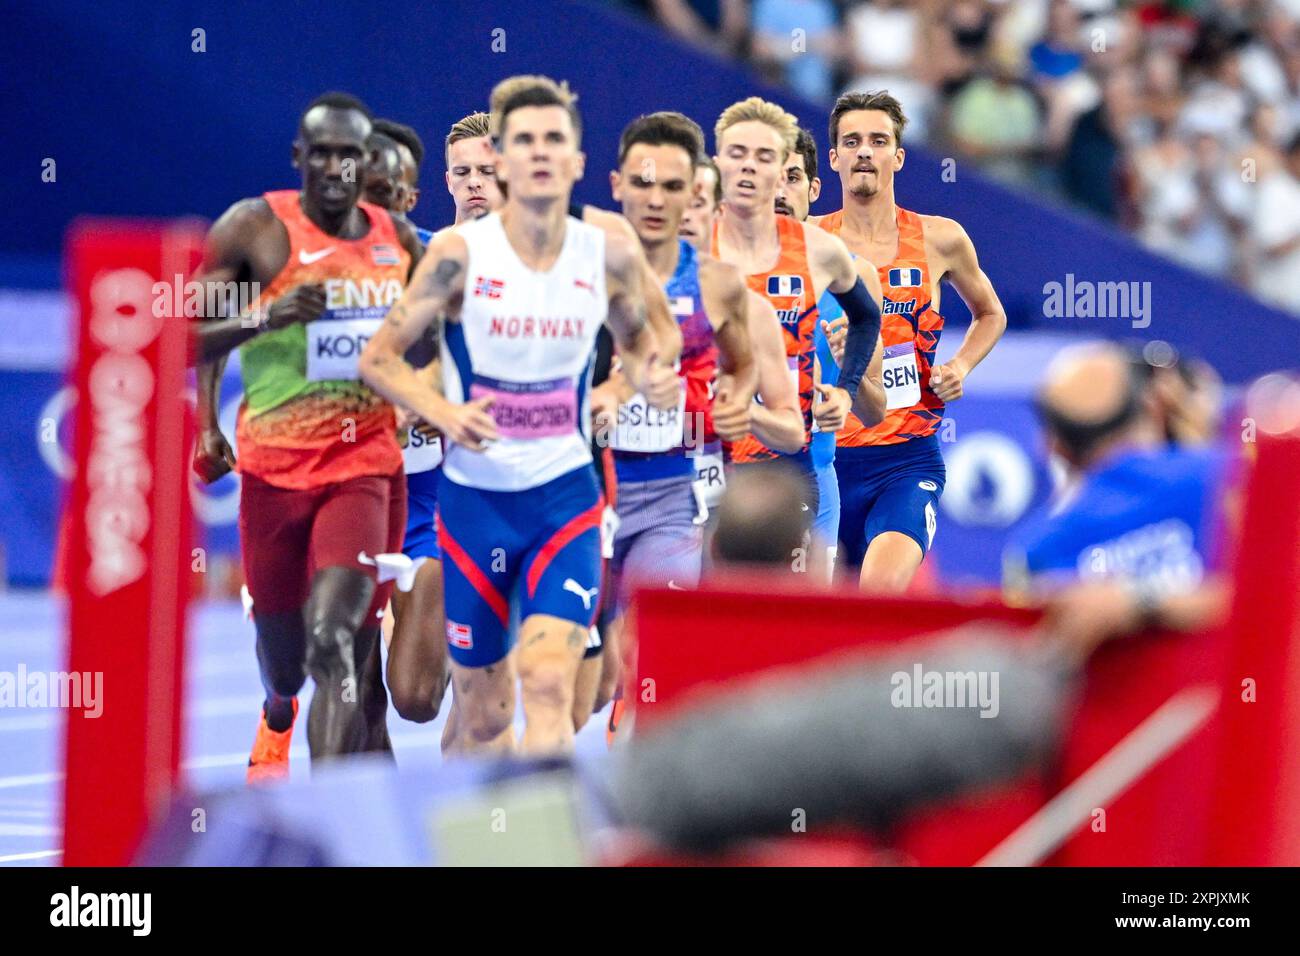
604 230 680 410
927 217 1007 403
806 226 885 420
189 199 326 365
746 291 804 454
189 199 268 480
698 258 757 441
359 231 498 451
585 206 682 363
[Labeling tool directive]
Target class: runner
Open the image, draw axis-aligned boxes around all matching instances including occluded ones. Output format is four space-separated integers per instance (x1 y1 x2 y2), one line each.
711 97 885 573
779 127 843 575
360 75 678 755
678 158 804 516
812 91 1007 591
189 92 424 779
596 111 757 730
364 114 504 745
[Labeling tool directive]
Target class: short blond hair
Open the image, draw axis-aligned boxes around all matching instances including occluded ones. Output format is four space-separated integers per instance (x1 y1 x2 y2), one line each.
714 97 799 158
488 75 581 145
445 112 490 165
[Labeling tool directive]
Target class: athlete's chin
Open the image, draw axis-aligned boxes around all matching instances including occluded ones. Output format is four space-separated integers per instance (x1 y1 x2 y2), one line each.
849 183 878 199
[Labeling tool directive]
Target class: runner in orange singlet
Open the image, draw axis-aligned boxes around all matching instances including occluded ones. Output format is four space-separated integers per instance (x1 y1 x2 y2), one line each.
710 97 885 538
811 91 1008 592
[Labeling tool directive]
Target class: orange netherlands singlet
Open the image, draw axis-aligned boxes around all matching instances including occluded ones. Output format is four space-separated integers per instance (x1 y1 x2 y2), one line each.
817 206 944 446
235 190 410 489
712 214 818 464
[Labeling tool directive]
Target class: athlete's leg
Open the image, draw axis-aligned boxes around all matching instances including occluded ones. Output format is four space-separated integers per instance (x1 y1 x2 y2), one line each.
445 655 516 755
814 461 841 581
357 629 393 755
239 475 315 740
572 631 603 732
358 469 407 753
436 473 521 755
594 609 622 715
304 565 376 758
858 473 942 593
387 559 449 723
518 467 604 755
303 473 394 761
517 614 589 754
859 532 926 592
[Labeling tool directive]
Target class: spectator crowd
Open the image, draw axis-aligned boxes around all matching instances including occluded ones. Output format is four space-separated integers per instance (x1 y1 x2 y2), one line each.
626 0 1300 313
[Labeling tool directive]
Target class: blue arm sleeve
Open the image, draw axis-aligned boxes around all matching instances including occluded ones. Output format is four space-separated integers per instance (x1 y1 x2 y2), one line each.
830 276 881 398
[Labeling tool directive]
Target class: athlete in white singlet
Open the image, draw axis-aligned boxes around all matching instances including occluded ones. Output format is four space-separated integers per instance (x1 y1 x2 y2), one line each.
360 75 678 756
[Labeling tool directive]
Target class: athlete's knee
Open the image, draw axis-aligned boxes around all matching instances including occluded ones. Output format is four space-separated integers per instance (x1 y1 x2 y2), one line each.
389 668 445 724
305 567 375 679
519 653 576 712
460 684 514 743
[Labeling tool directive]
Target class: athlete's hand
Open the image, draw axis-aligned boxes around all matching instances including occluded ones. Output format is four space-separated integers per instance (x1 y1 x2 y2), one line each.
813 383 851 432
193 426 236 484
633 352 682 411
711 374 751 442
823 316 848 366
440 396 498 452
263 283 327 331
930 359 968 403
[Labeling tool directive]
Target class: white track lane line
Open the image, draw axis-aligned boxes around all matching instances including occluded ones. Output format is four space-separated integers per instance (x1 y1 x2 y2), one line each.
0 849 62 864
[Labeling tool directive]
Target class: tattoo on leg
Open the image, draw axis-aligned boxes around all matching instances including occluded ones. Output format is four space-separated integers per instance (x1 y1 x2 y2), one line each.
567 625 583 650
523 630 547 648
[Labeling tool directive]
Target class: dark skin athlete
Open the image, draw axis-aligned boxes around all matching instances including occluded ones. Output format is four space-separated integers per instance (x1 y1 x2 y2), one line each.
189 103 424 762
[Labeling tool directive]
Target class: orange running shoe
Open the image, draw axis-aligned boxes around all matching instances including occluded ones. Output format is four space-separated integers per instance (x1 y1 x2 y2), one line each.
247 698 299 784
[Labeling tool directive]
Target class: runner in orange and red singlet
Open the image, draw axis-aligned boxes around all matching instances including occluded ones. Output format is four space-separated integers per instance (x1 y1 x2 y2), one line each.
710 97 885 548
811 91 1008 592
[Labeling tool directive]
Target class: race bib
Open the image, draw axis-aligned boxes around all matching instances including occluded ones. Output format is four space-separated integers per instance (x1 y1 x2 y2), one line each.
882 342 921 410
305 317 383 381
610 390 687 453
470 376 577 440
402 426 443 475
691 449 726 509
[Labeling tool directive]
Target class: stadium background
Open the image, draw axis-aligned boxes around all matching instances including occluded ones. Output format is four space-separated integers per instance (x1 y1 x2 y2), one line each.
4 0 1295 593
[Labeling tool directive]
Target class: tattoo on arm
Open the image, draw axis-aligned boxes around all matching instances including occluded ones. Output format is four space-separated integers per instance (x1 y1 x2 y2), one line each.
422 258 462 296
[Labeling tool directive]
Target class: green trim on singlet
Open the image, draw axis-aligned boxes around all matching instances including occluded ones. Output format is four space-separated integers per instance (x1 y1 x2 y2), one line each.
239 323 370 418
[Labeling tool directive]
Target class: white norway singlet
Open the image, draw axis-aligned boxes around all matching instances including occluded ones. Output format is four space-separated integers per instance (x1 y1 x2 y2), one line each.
441 212 607 492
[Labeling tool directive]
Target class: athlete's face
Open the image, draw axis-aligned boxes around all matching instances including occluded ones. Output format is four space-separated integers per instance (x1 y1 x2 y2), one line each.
829 109 903 200
393 142 421 213
363 142 405 211
679 165 719 252
446 134 502 221
294 106 371 216
611 142 695 247
715 120 786 213
776 153 820 221
495 105 584 203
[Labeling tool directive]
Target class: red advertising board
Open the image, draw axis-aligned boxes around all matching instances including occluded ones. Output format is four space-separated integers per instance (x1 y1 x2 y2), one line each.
61 220 201 866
